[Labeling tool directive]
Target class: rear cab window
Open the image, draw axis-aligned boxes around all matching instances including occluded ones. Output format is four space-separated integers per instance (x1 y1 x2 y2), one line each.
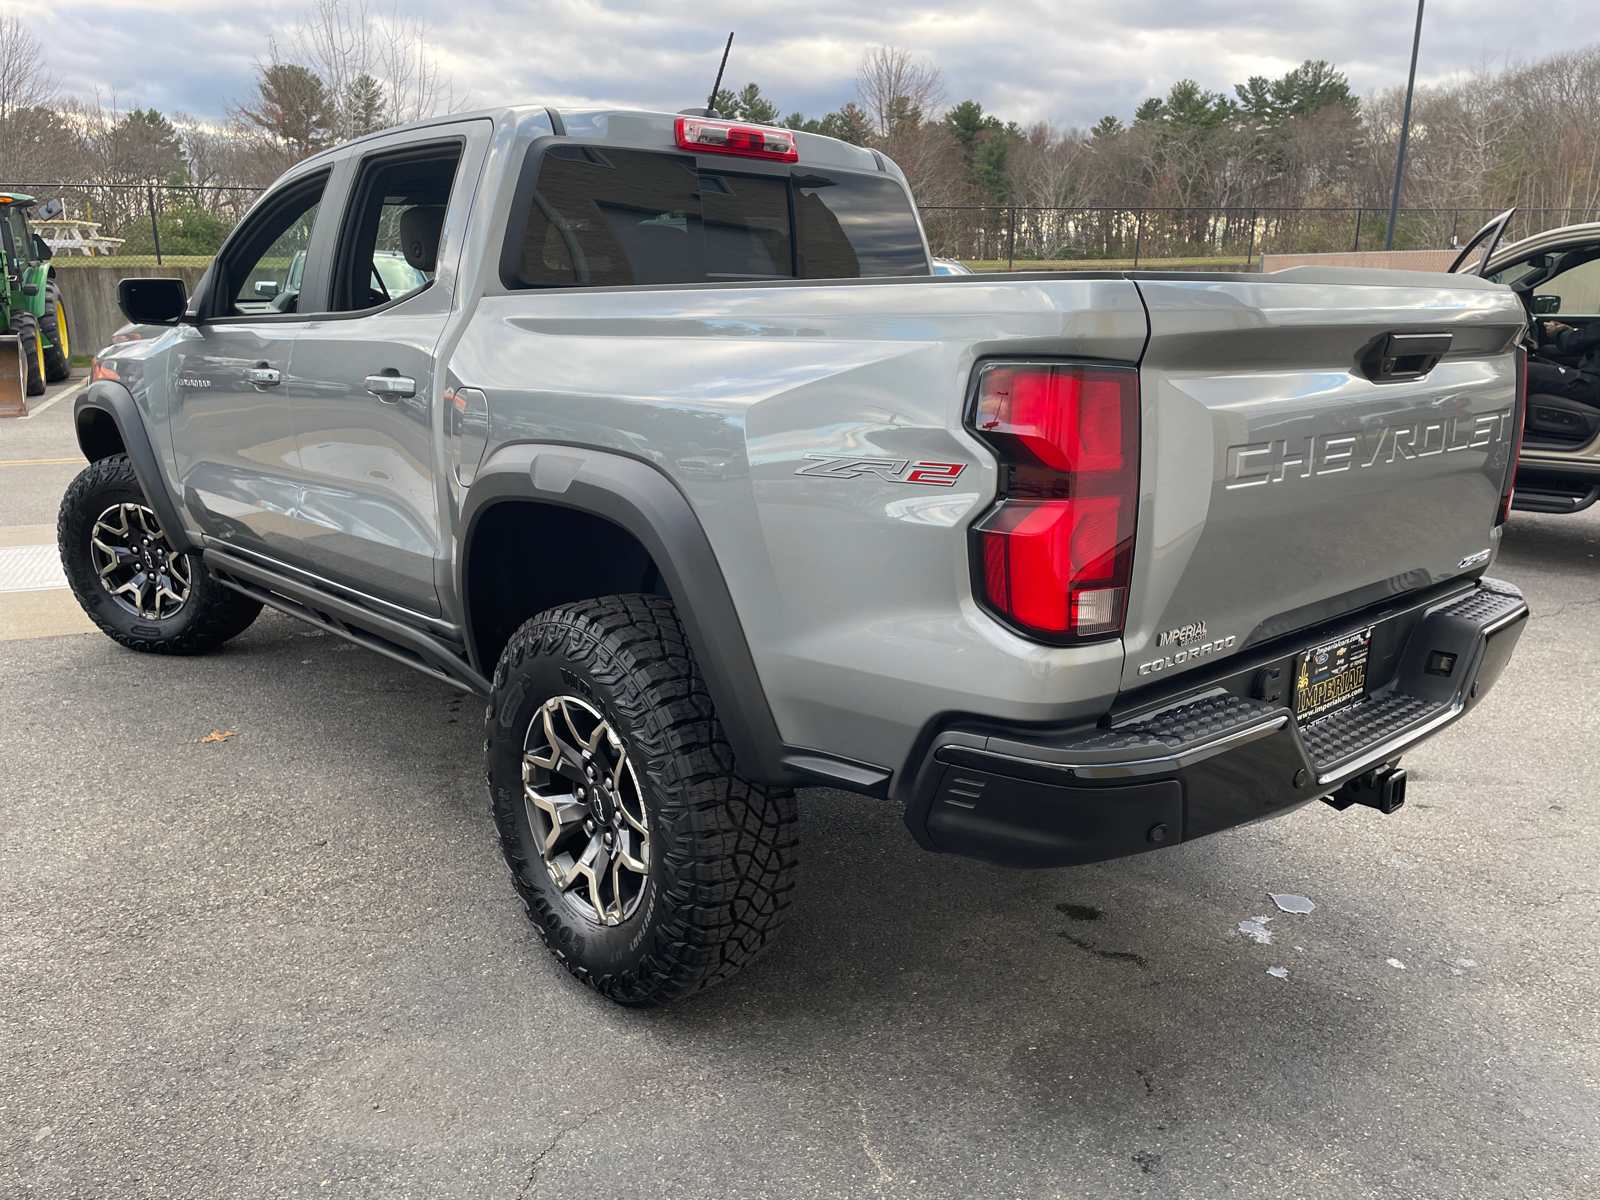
505 142 927 288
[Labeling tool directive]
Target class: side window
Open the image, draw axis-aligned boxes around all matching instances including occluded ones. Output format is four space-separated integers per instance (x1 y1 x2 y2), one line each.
13 210 35 258
1539 253 1600 316
0 212 15 263
220 175 327 316
794 173 927 279
332 143 464 312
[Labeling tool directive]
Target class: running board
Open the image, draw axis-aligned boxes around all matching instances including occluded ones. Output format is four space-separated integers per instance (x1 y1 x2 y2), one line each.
204 548 491 696
1511 485 1600 515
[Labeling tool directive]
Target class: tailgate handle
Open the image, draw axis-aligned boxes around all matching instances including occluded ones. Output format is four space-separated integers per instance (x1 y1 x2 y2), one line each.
1361 331 1453 383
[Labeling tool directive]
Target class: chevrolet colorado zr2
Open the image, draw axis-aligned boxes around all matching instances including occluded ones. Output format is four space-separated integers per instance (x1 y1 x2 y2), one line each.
63 105 1530 1006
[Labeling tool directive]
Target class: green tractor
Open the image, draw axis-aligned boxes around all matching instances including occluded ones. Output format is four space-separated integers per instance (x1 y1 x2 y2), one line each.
0 192 73 415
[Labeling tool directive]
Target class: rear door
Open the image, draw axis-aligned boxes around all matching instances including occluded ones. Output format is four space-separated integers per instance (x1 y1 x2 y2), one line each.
284 121 491 614
1121 273 1524 690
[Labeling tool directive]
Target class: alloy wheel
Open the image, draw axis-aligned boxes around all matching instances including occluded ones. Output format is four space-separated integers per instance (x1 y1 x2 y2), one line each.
522 695 651 925
89 502 191 620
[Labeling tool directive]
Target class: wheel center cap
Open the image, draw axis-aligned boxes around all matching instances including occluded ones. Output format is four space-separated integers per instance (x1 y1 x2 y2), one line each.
582 758 611 823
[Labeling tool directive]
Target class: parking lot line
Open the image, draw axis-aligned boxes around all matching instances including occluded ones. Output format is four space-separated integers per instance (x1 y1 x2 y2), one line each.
14 379 88 420
0 456 87 467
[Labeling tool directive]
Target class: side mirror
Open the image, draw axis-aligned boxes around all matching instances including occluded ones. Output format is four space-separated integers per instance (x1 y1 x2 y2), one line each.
117 277 189 326
36 198 64 221
1532 294 1562 315
254 280 280 297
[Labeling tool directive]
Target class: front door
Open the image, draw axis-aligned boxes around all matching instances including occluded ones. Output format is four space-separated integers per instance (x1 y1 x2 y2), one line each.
284 127 487 614
167 171 332 561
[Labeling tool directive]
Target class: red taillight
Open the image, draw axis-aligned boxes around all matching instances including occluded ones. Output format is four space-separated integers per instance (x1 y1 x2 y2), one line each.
1498 344 1526 525
969 363 1139 640
675 117 799 163
974 365 1128 472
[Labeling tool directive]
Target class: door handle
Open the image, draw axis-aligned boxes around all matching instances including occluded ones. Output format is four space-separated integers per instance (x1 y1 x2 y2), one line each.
365 373 416 401
246 366 281 386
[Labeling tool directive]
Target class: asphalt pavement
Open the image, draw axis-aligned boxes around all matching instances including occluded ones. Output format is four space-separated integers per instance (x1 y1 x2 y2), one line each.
1 386 1596 1199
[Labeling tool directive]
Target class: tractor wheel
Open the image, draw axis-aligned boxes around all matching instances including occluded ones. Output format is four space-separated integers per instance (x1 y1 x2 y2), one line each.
40 279 71 383
8 310 46 397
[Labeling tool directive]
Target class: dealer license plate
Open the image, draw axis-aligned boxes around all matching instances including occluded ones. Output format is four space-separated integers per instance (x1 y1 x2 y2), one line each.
1294 628 1373 722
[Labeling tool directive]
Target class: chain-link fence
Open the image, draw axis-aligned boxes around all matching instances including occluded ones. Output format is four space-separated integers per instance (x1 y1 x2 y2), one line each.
918 205 1600 270
3 182 265 268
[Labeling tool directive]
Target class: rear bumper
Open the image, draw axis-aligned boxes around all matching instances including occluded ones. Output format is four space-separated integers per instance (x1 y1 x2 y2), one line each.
904 577 1528 869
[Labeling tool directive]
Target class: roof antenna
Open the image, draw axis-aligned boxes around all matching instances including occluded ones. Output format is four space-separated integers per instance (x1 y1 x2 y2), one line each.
705 32 734 117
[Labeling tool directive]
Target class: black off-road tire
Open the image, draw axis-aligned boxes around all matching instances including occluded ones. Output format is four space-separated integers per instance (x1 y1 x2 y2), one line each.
40 279 72 383
9 309 45 396
486 594 798 1007
58 455 262 654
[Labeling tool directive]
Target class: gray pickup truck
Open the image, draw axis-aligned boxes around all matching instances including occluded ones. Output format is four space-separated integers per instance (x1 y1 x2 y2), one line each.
65 105 1530 1007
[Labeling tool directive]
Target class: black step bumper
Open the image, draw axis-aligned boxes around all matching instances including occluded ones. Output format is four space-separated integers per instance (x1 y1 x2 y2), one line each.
904 577 1528 869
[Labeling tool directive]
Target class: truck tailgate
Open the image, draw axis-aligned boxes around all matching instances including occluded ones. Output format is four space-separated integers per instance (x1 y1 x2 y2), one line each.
1121 269 1525 691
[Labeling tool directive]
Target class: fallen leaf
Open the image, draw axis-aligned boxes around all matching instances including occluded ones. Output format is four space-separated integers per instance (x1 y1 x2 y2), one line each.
194 731 237 744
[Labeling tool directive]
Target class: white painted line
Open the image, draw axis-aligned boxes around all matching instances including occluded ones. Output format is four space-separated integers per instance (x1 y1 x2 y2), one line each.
0 544 67 593
18 378 88 420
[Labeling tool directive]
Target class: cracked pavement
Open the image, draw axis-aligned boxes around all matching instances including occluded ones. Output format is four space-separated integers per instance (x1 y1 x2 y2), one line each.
2 476 1597 1196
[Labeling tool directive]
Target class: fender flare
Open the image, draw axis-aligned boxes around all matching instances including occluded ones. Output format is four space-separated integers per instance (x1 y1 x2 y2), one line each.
73 380 197 554
459 443 796 786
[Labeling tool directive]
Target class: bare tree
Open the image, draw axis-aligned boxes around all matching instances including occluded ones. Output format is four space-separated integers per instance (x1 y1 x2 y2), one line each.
0 14 57 125
287 0 461 140
0 14 68 180
1009 123 1089 208
856 46 945 143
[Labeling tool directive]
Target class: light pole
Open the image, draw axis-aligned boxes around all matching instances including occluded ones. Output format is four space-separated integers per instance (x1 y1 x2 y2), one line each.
1385 0 1426 251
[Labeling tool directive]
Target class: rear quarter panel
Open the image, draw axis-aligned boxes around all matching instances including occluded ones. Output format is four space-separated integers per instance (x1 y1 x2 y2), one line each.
454 276 1146 771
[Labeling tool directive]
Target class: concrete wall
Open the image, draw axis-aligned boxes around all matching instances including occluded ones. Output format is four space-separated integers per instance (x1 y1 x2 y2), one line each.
1259 249 1461 274
53 263 211 360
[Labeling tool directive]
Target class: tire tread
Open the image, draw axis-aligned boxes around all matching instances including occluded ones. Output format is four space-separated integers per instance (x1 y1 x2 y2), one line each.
488 594 798 1006
58 455 261 655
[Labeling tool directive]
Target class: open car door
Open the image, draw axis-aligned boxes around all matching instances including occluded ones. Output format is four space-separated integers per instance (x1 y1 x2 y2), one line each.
1449 208 1516 276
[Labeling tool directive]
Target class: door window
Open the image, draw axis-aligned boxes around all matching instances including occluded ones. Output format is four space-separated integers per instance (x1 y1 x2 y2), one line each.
1536 250 1600 316
332 143 464 311
220 174 327 316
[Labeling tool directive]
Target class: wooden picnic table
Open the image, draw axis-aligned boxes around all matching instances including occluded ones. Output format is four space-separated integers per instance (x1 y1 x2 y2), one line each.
33 217 125 257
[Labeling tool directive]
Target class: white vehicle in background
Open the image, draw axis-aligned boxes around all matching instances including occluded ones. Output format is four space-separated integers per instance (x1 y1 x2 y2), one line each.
932 257 972 275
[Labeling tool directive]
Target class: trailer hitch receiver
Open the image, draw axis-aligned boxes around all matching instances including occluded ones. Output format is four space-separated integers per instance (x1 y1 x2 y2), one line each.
1323 765 1407 815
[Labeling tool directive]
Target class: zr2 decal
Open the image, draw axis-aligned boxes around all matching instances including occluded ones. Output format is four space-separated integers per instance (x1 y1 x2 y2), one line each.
796 454 968 487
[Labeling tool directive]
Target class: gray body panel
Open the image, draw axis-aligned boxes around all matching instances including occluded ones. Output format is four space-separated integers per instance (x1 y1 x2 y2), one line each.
85 103 1529 791
454 277 1147 771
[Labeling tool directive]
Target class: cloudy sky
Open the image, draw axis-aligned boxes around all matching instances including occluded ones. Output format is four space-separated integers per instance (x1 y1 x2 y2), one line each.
7 0 1573 129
